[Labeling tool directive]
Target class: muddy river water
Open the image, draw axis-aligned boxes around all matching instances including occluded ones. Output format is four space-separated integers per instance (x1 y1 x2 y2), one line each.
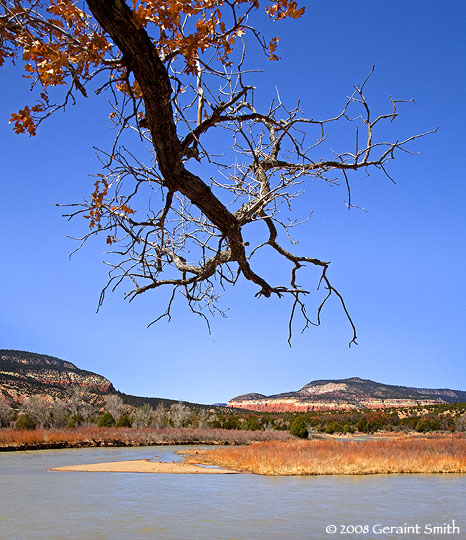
0 446 464 539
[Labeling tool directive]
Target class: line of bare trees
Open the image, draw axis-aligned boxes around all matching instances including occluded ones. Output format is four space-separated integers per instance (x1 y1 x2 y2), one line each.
2 393 465 434
0 393 249 430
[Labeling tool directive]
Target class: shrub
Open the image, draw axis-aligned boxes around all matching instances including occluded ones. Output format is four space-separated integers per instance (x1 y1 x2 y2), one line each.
342 423 355 434
356 417 369 433
246 415 261 431
290 416 308 439
66 415 81 429
97 412 115 427
115 414 132 428
325 422 340 435
222 415 241 430
415 416 441 433
15 413 36 431
401 416 418 431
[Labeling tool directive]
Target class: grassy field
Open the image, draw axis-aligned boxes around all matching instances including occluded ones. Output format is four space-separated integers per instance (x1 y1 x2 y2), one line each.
0 426 292 450
184 435 466 475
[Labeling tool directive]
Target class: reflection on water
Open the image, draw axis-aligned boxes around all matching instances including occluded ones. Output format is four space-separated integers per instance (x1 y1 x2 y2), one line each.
0 446 464 540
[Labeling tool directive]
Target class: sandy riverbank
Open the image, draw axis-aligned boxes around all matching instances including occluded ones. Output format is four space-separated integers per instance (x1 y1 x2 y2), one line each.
50 458 238 474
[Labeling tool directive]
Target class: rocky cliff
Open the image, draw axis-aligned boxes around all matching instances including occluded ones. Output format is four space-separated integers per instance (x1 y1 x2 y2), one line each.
228 377 466 412
0 349 115 405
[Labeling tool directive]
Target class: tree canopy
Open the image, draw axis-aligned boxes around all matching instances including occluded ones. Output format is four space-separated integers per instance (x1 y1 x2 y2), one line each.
0 0 433 344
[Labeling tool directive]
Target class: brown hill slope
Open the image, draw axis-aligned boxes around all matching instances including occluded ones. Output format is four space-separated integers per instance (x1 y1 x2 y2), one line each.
0 349 115 405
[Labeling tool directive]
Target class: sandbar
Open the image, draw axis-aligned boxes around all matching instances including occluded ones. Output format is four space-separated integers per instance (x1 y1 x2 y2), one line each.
50 459 238 474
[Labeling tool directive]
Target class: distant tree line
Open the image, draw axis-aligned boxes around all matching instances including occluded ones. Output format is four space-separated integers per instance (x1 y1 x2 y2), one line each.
1 393 465 437
289 405 466 438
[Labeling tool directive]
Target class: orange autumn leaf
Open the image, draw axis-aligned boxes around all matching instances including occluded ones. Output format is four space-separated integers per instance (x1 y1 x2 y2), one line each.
9 106 40 136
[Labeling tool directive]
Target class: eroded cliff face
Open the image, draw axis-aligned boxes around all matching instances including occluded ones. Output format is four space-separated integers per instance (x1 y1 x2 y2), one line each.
227 397 444 413
0 350 115 405
227 377 461 413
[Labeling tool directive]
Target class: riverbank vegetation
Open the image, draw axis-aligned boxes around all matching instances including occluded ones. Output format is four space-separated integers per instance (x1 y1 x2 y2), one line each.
1 393 465 447
288 404 466 437
184 436 466 475
0 426 292 451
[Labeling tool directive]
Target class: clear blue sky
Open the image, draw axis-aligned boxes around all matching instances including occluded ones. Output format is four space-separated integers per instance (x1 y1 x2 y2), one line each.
1 0 465 404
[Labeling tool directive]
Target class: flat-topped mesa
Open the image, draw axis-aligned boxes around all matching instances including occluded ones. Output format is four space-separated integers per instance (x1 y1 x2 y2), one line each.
227 397 444 413
227 377 466 413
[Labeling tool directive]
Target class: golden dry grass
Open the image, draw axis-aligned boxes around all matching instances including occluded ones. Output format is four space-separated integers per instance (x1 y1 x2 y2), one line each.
184 436 466 475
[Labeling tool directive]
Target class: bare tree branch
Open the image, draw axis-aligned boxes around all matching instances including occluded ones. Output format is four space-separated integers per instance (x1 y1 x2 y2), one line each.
2 0 435 344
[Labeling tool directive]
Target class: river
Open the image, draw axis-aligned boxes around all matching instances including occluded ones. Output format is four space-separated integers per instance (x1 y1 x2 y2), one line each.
0 446 464 539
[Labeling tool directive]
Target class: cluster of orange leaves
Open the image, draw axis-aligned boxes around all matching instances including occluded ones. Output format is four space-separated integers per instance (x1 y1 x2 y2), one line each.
131 0 305 71
84 177 136 239
85 177 111 230
265 0 305 20
9 104 44 135
3 0 111 134
2 0 303 233
2 0 304 134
